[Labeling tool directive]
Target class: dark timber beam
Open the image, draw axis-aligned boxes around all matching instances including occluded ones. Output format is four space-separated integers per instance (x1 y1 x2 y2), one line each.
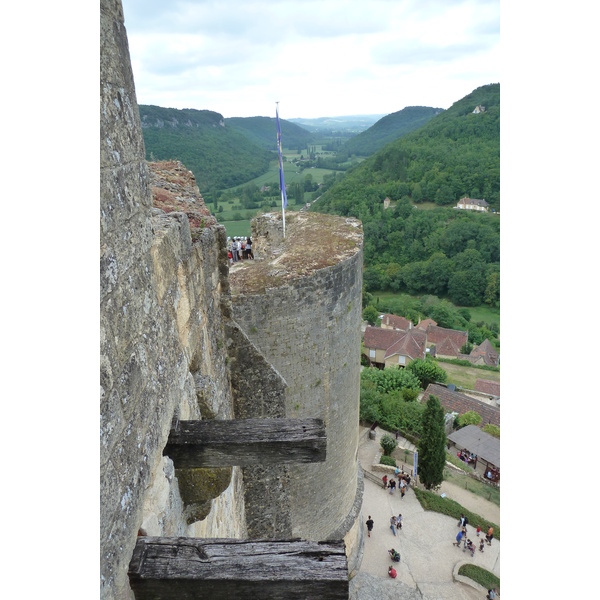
163 418 326 468
128 537 349 600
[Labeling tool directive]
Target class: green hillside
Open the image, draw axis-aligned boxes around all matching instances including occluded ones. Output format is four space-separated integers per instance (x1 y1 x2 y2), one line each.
311 84 500 308
339 106 443 158
314 84 500 215
139 105 273 192
225 116 316 152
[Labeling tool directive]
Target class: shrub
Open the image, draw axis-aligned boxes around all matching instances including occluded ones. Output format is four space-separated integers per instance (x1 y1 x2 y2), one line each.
362 305 379 325
457 564 500 594
482 423 500 438
380 433 397 456
380 455 396 467
457 410 482 427
406 358 448 389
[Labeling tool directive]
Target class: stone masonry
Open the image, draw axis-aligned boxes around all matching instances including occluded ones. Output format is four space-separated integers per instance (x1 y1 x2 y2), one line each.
100 1 365 597
230 211 364 571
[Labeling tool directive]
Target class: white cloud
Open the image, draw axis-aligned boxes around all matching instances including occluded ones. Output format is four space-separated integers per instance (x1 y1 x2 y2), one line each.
122 0 500 118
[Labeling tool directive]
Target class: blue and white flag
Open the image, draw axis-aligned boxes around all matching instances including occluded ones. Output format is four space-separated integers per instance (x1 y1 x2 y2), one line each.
276 106 288 209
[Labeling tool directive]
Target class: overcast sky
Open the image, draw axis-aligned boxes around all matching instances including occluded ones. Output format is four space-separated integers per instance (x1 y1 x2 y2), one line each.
121 0 500 119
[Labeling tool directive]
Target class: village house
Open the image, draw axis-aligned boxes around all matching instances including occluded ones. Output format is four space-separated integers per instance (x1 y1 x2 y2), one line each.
458 338 499 367
416 318 437 331
425 325 469 359
474 378 500 398
380 313 413 331
364 317 473 366
363 326 426 369
422 383 500 429
455 197 490 212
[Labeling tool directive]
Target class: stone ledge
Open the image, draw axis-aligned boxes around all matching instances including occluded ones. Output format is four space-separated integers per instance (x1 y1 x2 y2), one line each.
452 560 489 594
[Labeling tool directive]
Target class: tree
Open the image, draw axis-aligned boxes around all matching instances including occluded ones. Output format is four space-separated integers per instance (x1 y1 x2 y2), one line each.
460 341 474 355
380 433 397 456
457 410 482 427
484 270 500 307
417 395 447 490
362 305 379 325
406 358 447 389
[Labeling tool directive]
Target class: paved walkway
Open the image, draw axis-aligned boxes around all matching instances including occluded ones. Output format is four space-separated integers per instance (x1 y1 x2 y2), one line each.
350 427 500 600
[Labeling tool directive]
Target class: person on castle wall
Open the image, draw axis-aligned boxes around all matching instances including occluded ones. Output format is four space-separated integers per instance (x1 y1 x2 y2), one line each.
246 236 253 259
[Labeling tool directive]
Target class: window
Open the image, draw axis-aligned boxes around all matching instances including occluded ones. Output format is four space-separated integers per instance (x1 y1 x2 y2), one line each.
369 349 376 359
398 355 406 365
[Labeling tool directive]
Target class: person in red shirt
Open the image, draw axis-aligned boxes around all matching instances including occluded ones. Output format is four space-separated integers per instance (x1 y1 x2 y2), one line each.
388 565 397 578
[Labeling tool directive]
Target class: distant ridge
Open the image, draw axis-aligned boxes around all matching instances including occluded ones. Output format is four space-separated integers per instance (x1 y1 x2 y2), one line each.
339 106 443 158
288 115 386 133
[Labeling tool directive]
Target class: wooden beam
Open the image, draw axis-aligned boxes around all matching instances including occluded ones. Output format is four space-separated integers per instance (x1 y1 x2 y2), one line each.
128 537 348 600
163 418 326 468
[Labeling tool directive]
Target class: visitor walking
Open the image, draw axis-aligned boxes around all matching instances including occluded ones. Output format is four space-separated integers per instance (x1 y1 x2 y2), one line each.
390 515 397 536
453 529 463 547
388 478 396 494
366 516 374 538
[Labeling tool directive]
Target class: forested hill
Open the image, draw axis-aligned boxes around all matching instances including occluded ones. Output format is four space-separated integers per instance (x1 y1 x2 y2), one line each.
138 105 274 192
338 106 443 158
314 83 500 216
311 84 500 308
225 117 315 152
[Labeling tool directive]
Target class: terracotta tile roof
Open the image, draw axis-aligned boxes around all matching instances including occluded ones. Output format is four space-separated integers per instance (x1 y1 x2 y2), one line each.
363 326 404 350
417 318 437 331
424 325 468 357
384 329 426 361
422 383 500 428
470 339 499 367
474 379 500 396
426 325 468 347
435 336 464 357
381 314 412 331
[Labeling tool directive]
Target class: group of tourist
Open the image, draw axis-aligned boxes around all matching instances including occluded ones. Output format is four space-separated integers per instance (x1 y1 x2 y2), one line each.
382 470 411 499
458 448 477 466
227 236 253 264
454 514 495 560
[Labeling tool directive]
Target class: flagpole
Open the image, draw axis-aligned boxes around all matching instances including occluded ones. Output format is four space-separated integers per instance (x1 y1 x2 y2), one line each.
276 102 286 238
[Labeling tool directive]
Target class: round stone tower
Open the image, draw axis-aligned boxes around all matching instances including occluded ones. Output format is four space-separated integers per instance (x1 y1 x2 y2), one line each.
229 210 364 568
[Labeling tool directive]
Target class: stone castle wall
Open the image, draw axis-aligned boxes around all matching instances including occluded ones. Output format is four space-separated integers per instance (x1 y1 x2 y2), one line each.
101 2 246 598
230 212 364 567
101 2 365 597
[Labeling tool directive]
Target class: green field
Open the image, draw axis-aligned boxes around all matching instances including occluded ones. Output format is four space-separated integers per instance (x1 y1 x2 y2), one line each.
222 220 253 238
439 362 499 390
227 156 339 191
213 150 341 238
371 290 500 328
